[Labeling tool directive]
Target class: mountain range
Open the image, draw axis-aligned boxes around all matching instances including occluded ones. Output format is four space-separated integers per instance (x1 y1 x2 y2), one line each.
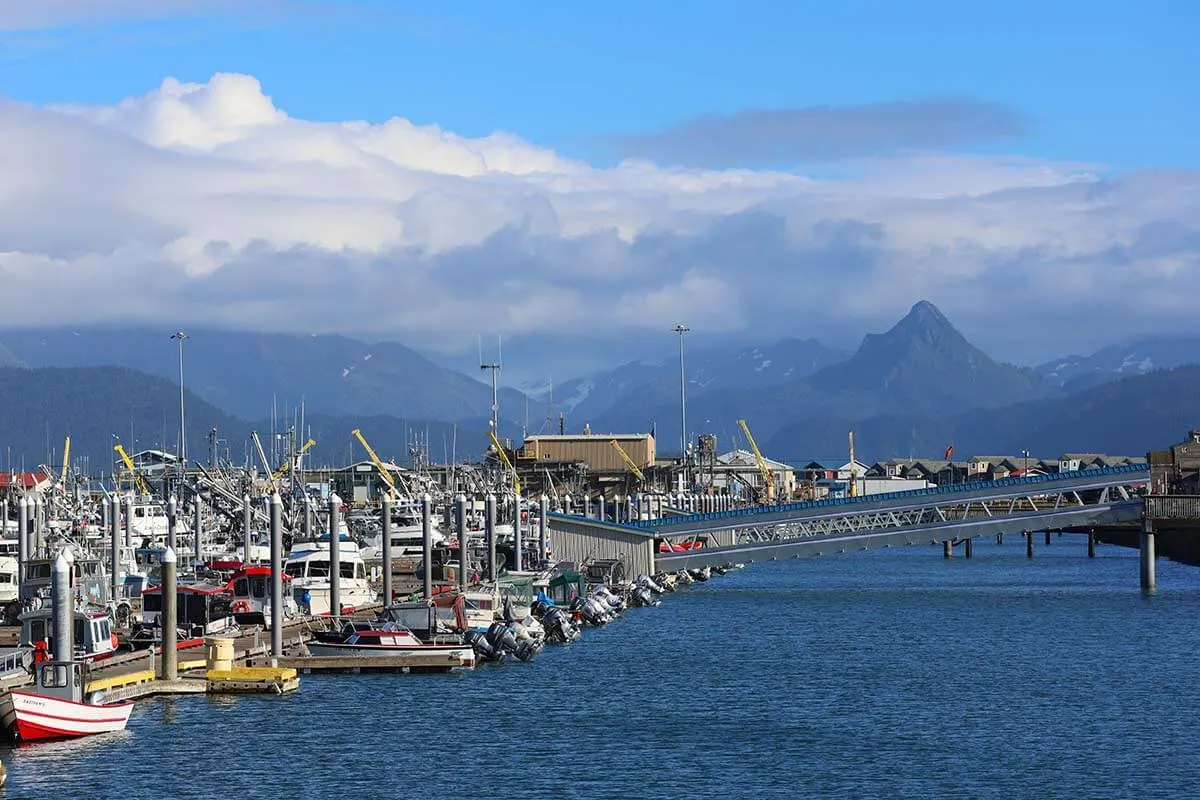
0 302 1198 468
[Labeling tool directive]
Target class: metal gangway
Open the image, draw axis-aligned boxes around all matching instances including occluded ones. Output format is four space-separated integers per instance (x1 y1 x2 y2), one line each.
556 464 1150 571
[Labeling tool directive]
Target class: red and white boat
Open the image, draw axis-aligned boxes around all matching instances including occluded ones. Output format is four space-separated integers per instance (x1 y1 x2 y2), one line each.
0 662 133 742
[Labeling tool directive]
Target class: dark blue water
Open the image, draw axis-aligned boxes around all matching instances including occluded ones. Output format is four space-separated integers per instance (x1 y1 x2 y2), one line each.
5 537 1200 799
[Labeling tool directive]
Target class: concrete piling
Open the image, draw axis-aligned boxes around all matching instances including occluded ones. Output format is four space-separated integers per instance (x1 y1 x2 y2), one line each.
996 532 1003 545
1140 518 1156 592
161 546 178 681
514 493 524 573
964 537 973 558
242 492 253 567
51 551 72 665
110 495 120 606
166 495 177 554
1087 530 1096 558
598 496 607 524
328 493 342 617
455 493 468 590
421 493 433 600
1044 531 1051 546
269 492 283 664
381 494 393 606
193 491 203 567
33 495 43 557
943 540 953 559
485 493 497 582
539 495 549 568
1025 531 1033 559
303 499 312 540
123 494 133 548
17 497 28 595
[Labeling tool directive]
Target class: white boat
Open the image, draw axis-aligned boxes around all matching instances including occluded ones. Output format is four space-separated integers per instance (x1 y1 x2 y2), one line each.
0 662 133 742
19 607 119 662
362 503 446 559
284 536 375 616
0 555 17 605
307 619 474 668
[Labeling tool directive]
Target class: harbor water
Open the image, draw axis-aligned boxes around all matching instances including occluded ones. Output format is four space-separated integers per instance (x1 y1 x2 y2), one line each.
6 537 1200 798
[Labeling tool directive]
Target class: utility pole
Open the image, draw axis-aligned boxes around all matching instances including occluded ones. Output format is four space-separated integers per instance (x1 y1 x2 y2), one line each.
480 335 502 438
672 324 690 459
170 331 189 489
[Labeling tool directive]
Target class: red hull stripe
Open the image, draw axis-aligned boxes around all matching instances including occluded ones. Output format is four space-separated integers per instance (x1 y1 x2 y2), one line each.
15 719 124 741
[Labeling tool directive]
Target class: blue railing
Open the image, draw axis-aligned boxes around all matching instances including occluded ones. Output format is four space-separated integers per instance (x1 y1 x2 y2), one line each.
629 463 1148 530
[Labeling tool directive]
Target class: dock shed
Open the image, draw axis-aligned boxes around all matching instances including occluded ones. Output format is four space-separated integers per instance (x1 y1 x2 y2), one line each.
546 514 658 577
518 433 656 473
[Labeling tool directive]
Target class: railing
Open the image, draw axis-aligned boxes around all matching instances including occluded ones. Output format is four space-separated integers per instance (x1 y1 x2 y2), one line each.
1144 495 1200 520
627 463 1149 529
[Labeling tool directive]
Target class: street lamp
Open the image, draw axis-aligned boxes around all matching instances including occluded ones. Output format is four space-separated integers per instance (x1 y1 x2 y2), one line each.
1021 449 1030 478
672 324 690 459
170 331 189 484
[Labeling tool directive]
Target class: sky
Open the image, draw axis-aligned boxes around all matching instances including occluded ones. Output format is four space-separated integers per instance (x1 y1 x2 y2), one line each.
0 0 1197 384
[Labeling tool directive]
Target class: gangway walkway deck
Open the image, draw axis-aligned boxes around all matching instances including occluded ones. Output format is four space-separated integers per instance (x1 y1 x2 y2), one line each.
549 464 1149 571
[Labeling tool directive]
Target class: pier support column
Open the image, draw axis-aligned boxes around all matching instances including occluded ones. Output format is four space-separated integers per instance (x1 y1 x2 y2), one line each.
52 552 72 666
328 493 342 617
1044 530 1051 546
16 497 27 598
110 496 121 606
943 540 953 559
964 537 974 559
539 495 549 569
269 492 283 665
421 493 433 600
455 494 468 591
1140 518 1156 592
513 492 523 573
1087 530 1096 559
1025 531 1033 559
161 546 178 681
485 493 497 583
996 532 1003 545
381 494 393 606
166 495 177 554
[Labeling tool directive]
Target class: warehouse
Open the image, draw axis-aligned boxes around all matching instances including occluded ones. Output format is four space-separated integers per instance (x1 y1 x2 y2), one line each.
517 433 656 473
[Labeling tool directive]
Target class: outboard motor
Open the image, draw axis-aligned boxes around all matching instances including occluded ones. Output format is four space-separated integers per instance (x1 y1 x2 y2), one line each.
688 567 710 582
654 572 678 592
630 586 659 608
542 606 580 643
675 570 695 585
592 585 626 613
579 596 610 626
469 628 505 663
636 574 664 595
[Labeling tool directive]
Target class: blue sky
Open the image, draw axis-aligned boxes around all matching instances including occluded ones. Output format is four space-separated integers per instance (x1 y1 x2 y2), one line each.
2 0 1196 169
0 0 1198 382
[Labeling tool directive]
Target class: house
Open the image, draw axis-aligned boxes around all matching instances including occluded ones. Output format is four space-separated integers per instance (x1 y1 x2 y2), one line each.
715 449 797 499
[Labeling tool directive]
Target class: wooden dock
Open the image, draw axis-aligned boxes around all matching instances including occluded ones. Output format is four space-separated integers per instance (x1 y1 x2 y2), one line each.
269 652 474 674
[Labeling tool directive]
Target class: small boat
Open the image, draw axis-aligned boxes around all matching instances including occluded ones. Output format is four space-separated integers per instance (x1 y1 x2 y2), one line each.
0 661 133 742
307 619 474 668
227 566 297 627
284 535 375 616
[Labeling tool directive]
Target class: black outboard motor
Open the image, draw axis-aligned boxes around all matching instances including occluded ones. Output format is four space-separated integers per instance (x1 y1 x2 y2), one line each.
579 596 610 626
542 605 580 643
630 586 659 608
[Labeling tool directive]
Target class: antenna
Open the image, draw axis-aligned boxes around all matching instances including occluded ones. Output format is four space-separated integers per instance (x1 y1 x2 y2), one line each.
480 335 502 437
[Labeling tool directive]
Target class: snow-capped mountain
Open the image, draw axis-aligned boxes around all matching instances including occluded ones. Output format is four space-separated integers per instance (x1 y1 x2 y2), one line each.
1036 335 1200 391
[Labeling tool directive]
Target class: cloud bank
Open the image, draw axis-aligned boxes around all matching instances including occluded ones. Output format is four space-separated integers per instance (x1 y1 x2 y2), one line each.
607 97 1030 167
0 73 1197 376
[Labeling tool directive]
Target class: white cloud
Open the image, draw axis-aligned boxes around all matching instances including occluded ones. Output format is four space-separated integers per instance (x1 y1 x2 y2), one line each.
0 72 1198 375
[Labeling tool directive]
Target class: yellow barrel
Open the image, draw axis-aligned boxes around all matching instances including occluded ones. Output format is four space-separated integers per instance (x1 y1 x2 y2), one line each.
205 637 235 672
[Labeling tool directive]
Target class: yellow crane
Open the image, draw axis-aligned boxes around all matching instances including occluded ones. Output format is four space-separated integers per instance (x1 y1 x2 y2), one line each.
60 436 70 485
113 443 150 496
486 429 521 496
351 428 400 501
737 418 776 503
273 438 316 481
609 439 646 484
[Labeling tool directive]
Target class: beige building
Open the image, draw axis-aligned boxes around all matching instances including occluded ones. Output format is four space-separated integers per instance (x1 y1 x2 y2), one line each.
517 433 656 473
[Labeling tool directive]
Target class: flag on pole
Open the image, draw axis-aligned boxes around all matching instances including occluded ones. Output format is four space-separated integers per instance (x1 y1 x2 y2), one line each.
944 444 954 460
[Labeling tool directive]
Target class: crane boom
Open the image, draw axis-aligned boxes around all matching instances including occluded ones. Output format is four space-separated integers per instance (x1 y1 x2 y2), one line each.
113 444 151 496
486 429 521 496
60 436 70 485
609 439 646 483
351 428 399 499
737 418 776 503
273 438 316 481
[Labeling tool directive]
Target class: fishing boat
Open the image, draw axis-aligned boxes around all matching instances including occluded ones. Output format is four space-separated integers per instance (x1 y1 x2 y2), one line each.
227 566 297 626
0 661 133 742
18 608 119 662
307 619 475 668
284 535 375 616
133 580 236 649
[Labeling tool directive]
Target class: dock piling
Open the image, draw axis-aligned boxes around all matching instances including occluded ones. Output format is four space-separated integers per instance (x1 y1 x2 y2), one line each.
166 495 177 554
52 551 72 667
455 493 468 590
242 492 253 567
421 493 433 600
17 497 27 596
598 496 607 524
193 488 203 564
161 546 178 681
124 493 133 548
381 494 393 606
1140 518 1156 592
1025 531 1033 559
328 493 342 616
539 495 549 568
1088 530 1096 558
110 495 120 606
1044 531 1051 546
964 537 973 558
943 540 952 559
513 492 523 573
485 493 497 583
269 492 283 665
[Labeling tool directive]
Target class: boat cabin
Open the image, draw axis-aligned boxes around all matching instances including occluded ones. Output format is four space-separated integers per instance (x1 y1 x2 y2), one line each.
227 566 294 623
19 557 109 605
19 608 117 661
546 570 587 606
140 581 234 639
390 596 468 638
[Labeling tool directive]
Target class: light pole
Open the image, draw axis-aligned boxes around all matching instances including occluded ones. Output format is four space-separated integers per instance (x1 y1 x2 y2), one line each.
170 331 188 486
480 337 501 438
1021 448 1030 477
672 324 690 460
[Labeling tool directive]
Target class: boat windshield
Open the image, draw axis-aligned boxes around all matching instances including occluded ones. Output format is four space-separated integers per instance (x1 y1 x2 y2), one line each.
284 563 306 579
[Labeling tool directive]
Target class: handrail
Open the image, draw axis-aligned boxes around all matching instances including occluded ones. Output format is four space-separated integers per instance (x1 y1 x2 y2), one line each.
629 463 1149 529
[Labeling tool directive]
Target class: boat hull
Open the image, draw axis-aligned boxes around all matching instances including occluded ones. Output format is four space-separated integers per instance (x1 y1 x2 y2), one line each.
0 691 134 742
306 641 474 667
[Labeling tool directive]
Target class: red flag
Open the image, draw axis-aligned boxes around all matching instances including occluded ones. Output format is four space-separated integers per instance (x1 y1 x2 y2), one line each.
944 445 954 460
